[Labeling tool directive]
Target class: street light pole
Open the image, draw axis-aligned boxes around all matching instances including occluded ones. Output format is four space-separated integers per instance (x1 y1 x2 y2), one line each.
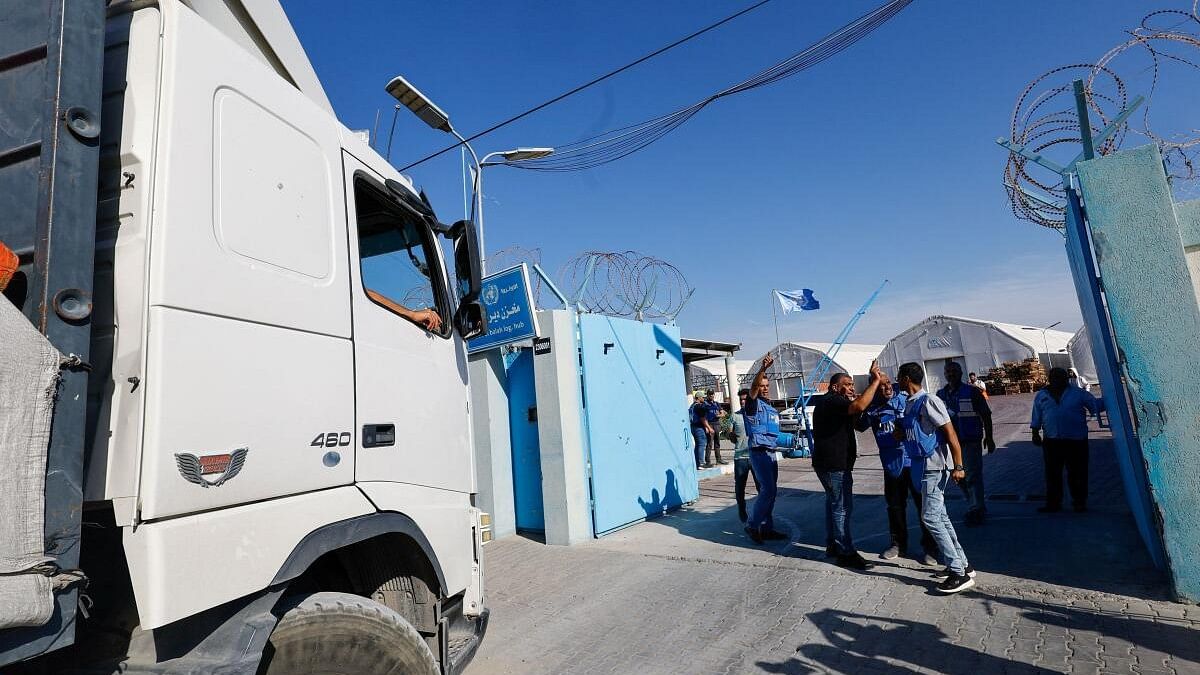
1041 320 1062 365
473 148 555 275
383 74 555 277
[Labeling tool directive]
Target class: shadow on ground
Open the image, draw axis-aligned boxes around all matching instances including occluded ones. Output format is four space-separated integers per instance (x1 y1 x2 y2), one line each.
755 597 1200 674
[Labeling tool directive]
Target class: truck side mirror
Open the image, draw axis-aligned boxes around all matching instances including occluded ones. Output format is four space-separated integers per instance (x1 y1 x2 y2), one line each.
448 219 485 340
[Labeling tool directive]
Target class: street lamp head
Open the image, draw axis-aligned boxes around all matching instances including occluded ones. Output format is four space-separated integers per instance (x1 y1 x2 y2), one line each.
385 75 452 132
501 147 554 162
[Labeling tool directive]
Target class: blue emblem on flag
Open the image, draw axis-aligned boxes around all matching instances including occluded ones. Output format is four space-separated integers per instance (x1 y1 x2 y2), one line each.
774 289 820 314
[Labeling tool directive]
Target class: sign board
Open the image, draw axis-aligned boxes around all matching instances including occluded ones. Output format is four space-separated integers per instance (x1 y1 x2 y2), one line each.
467 263 539 353
533 337 552 355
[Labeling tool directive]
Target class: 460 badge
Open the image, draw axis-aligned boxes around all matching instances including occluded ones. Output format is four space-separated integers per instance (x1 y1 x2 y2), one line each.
310 431 351 448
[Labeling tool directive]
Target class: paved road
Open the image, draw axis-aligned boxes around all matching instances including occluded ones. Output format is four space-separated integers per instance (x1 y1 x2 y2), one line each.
469 393 1200 674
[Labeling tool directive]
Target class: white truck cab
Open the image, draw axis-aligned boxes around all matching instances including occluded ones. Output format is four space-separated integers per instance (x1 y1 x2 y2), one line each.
0 1 489 673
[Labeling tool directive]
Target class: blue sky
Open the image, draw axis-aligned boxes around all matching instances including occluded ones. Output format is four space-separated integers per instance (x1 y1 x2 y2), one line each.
283 0 1185 357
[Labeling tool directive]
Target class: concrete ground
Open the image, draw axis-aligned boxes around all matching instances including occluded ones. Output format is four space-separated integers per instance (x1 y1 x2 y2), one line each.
468 393 1200 675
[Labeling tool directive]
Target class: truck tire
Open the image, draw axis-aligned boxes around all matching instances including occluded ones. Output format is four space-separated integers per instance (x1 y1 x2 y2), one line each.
258 592 439 675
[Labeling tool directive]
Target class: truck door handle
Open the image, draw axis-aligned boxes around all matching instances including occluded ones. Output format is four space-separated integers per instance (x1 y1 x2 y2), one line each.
362 424 395 448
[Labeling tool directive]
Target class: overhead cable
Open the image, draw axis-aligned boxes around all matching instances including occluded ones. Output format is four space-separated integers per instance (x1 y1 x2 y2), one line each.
507 0 914 172
396 0 776 172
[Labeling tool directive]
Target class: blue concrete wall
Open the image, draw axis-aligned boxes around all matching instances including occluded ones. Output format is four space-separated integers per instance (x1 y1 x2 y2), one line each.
1077 144 1200 601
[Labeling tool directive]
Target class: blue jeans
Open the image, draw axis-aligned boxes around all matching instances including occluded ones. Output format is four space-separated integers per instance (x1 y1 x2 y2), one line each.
734 457 761 518
816 470 854 554
747 449 778 532
692 427 708 467
922 468 969 575
958 437 986 515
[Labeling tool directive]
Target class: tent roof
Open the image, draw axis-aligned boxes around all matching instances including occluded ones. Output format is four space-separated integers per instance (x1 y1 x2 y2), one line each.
794 342 883 376
749 342 885 378
887 315 1074 355
939 315 1074 354
690 359 755 377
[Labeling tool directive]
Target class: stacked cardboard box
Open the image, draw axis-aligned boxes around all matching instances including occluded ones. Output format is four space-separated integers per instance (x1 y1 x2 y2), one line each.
984 357 1046 396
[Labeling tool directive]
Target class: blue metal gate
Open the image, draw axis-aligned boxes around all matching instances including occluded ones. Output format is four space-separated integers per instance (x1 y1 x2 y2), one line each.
506 349 545 532
578 315 698 535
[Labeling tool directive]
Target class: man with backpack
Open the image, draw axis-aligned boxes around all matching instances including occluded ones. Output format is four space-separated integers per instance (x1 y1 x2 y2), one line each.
896 362 976 594
858 374 938 565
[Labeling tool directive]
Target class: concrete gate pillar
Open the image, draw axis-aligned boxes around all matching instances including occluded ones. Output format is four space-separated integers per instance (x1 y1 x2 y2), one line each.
469 350 516 540
531 310 593 545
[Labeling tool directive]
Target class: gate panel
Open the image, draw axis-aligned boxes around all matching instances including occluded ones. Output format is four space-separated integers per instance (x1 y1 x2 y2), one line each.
579 315 697 535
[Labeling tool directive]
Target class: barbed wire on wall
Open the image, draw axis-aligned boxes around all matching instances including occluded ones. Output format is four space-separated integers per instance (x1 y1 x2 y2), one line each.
488 245 544 306
556 250 693 320
1006 1 1200 229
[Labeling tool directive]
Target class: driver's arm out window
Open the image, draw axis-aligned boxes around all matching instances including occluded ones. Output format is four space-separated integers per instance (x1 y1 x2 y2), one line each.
354 179 448 335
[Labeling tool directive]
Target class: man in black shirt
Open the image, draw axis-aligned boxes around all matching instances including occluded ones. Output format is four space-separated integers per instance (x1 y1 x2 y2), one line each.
812 362 883 570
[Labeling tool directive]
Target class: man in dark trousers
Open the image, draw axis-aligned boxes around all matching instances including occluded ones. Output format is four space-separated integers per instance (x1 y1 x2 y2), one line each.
704 390 727 465
937 361 996 525
743 353 787 544
690 393 713 470
731 388 760 522
1031 367 1103 513
812 363 883 570
858 373 938 564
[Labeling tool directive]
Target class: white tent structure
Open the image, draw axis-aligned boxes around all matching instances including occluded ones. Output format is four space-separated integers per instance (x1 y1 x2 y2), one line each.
745 342 884 402
1068 326 1099 386
687 359 754 400
876 315 1075 392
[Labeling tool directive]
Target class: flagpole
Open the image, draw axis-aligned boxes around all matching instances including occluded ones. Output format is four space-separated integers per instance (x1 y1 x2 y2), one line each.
771 290 782 399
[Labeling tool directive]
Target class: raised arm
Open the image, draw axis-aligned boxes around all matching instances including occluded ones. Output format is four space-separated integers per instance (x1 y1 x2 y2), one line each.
846 361 884 415
750 353 774 399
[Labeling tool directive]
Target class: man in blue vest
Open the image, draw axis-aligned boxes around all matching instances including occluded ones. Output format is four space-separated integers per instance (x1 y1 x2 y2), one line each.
937 361 995 525
690 393 713 471
704 390 728 465
743 353 787 544
858 374 938 564
896 362 976 594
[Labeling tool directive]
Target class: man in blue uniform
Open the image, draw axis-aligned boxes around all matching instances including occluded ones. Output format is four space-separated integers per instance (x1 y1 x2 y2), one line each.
937 361 995 525
858 374 938 564
1031 367 1103 512
743 353 786 544
704 390 728 465
690 393 713 470
897 362 976 594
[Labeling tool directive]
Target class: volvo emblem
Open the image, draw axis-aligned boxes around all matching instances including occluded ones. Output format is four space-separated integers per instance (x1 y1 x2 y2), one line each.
174 448 248 488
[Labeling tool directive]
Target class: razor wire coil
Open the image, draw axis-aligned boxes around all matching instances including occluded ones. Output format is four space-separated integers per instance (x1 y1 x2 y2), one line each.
1007 1 1200 229
556 251 692 320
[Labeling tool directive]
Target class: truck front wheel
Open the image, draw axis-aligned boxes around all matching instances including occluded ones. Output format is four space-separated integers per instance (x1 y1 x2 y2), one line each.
258 592 439 675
